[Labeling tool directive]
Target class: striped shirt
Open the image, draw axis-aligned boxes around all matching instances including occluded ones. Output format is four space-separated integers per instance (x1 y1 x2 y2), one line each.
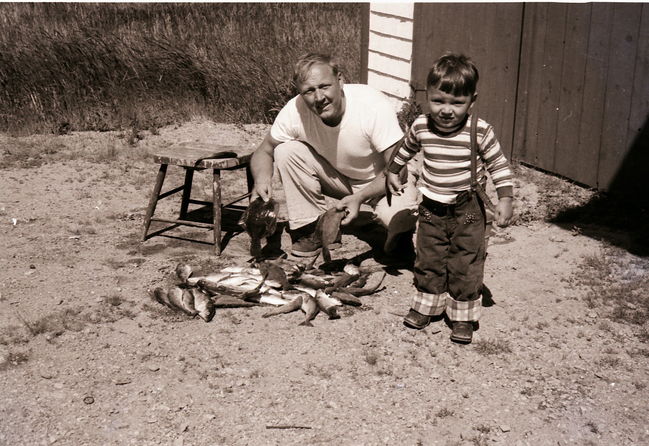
388 114 514 204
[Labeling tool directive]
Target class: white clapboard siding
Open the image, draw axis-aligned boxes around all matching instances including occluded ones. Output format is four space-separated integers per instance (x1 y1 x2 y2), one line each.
367 3 414 109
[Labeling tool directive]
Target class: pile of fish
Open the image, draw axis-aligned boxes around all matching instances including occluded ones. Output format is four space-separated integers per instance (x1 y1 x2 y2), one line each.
151 257 386 326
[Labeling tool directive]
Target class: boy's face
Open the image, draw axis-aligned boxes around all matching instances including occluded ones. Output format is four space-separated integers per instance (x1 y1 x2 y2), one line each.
427 87 477 131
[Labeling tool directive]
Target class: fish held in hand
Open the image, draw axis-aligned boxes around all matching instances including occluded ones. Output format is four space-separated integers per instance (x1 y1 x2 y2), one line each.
241 197 279 259
315 208 346 262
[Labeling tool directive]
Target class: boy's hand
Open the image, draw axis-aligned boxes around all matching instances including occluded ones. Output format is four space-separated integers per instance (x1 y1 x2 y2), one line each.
386 171 406 196
495 197 513 227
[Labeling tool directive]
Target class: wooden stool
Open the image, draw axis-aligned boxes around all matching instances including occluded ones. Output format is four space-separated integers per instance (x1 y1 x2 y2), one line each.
142 143 253 255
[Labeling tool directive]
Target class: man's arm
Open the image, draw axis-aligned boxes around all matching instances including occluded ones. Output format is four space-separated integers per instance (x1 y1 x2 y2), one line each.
336 141 401 225
250 131 281 201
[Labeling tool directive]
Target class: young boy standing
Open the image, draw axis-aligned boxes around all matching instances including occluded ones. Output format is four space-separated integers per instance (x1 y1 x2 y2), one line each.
386 54 514 344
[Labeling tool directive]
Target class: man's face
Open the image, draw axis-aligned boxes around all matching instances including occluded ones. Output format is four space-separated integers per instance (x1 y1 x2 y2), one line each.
297 63 345 126
427 87 476 131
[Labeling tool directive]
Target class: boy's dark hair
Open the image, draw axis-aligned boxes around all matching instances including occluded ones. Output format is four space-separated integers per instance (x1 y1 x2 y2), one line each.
426 53 479 96
293 53 341 87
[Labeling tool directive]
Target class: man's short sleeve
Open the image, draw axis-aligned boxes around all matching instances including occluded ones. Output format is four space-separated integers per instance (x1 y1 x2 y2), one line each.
270 97 299 142
366 90 404 152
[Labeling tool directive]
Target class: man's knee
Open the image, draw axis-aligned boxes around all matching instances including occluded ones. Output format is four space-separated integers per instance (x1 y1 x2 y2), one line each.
274 140 310 168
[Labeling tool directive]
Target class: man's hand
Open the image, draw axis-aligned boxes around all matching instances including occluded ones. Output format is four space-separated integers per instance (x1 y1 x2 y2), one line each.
251 182 272 202
336 194 362 225
386 171 406 196
495 197 513 227
250 131 280 203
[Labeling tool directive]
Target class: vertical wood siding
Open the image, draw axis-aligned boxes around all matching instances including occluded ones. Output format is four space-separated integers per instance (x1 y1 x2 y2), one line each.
361 3 649 191
366 3 414 109
514 3 649 190
410 3 524 158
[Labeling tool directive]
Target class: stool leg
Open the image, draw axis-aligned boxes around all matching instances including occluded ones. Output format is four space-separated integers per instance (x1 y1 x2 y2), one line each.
142 164 168 241
212 168 222 255
180 167 194 219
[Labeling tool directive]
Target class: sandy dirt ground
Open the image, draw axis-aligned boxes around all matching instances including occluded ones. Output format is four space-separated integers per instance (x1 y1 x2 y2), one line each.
1 121 648 446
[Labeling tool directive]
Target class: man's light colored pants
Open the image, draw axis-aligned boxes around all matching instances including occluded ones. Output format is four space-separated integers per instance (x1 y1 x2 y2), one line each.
274 140 419 250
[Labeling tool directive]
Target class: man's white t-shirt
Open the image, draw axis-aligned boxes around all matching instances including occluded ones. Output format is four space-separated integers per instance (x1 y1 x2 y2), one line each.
270 84 403 180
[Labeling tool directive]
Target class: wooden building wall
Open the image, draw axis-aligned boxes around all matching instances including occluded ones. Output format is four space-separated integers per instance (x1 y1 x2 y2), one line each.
363 3 649 192
363 3 414 109
410 3 524 159
514 3 649 190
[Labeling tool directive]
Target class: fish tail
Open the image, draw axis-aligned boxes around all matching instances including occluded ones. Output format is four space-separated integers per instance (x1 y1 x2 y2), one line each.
322 246 331 263
250 239 262 258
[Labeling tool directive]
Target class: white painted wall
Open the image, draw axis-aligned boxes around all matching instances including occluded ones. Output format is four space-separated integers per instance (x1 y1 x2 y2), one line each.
367 3 414 110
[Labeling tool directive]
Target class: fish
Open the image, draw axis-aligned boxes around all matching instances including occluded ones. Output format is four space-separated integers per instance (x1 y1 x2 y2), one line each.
152 287 174 309
213 295 260 308
167 287 189 314
297 273 334 290
342 271 387 296
191 289 216 322
186 272 232 287
175 263 193 283
299 292 320 327
343 263 361 276
324 271 360 294
240 197 279 259
257 261 290 290
330 290 362 307
262 294 304 318
221 266 261 275
245 293 291 307
197 276 263 296
315 208 346 262
315 289 342 319
181 289 198 316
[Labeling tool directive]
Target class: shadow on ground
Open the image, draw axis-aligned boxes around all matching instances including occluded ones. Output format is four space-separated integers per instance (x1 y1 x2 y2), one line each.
550 194 649 257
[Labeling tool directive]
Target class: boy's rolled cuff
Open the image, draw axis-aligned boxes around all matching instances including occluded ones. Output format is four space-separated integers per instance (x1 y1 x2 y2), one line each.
411 291 448 316
446 295 482 322
496 186 514 200
386 161 406 174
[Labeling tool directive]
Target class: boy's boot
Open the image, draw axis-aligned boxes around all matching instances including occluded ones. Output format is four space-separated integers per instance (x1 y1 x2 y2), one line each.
450 321 473 344
403 308 431 330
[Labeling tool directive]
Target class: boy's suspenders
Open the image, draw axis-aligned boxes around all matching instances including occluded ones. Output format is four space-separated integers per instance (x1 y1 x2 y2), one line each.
469 113 496 214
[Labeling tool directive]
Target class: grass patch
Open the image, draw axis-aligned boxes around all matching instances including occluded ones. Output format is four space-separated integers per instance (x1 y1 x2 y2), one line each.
436 407 455 418
0 3 361 134
570 247 649 327
0 351 30 371
473 339 513 355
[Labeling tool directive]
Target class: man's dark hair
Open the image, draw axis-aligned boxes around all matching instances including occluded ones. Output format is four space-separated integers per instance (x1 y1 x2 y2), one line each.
426 53 479 96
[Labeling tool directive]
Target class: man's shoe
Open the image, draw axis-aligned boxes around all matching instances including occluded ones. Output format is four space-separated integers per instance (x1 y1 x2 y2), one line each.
450 321 473 344
403 309 431 330
289 220 341 257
